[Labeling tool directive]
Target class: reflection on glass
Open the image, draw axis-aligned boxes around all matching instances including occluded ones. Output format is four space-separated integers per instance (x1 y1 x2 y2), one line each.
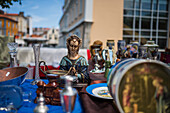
135 17 139 29
159 12 168 18
123 30 133 35
135 11 140 16
159 19 167 30
141 18 151 29
153 19 157 30
158 32 167 37
142 1 151 10
135 31 139 36
135 0 140 9
124 10 134 16
124 0 134 9
141 31 150 36
124 17 133 29
159 4 168 11
153 12 157 17
142 11 151 17
152 32 156 36
158 39 167 49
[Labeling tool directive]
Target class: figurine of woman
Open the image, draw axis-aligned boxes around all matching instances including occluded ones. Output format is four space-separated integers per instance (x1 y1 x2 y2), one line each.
59 35 90 83
152 76 170 113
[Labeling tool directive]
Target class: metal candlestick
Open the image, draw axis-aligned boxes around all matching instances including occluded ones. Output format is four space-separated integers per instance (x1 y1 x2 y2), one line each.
60 76 77 113
34 93 49 113
31 44 41 85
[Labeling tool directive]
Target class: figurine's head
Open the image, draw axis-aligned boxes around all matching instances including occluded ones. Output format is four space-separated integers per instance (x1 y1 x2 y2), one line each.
90 40 103 58
67 35 82 55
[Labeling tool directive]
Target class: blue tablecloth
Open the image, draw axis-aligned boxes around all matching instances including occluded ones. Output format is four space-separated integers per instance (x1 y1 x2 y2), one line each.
18 79 84 113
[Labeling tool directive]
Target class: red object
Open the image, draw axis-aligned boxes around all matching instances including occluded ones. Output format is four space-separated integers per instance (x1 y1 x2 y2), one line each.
29 49 90 78
87 49 91 60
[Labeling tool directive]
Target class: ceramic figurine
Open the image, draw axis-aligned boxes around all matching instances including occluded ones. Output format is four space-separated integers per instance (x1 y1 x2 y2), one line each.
88 40 105 71
102 40 117 65
59 35 90 83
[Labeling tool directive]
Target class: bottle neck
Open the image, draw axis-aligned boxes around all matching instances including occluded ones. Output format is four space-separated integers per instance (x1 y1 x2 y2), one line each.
9 52 18 67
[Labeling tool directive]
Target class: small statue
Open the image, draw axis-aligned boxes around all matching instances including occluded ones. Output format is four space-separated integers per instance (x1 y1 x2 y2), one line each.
59 35 90 83
89 40 105 70
102 40 117 66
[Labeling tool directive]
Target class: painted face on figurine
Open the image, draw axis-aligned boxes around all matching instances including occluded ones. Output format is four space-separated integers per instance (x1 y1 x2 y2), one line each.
69 39 79 54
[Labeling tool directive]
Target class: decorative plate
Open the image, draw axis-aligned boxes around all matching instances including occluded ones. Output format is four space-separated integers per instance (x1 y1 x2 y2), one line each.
86 83 113 99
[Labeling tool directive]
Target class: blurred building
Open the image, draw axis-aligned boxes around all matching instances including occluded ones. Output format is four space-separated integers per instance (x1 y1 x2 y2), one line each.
44 28 59 46
5 12 32 38
0 14 18 37
59 0 170 50
33 27 50 36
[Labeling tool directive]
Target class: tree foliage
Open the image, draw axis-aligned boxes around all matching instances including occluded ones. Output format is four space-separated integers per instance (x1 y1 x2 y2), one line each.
0 0 22 8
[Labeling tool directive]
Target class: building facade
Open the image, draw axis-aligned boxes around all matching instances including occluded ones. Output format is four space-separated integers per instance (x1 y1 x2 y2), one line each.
59 0 170 50
5 12 32 38
123 0 170 49
0 15 18 37
44 28 59 46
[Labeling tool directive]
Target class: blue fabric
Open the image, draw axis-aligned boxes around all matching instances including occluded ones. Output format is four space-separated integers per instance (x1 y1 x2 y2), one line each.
18 79 84 113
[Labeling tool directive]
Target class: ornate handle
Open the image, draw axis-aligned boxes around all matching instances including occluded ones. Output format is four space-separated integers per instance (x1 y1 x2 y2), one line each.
39 61 49 79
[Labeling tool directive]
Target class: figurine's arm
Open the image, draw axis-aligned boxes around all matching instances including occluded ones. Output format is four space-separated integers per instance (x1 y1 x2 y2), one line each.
78 65 90 83
59 57 69 70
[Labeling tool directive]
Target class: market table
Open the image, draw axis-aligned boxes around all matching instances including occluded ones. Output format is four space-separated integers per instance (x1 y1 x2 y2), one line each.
18 79 84 113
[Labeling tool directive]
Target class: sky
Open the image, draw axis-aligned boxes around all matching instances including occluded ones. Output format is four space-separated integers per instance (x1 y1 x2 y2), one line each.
1 0 64 28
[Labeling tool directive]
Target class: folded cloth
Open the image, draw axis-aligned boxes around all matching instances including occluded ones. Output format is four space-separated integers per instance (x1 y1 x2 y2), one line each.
79 86 120 113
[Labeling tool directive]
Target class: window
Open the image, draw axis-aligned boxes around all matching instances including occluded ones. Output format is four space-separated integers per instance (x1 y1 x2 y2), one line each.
153 19 157 30
0 30 2 35
123 0 169 47
158 39 167 49
159 12 168 18
8 21 10 27
141 0 151 10
135 0 140 9
124 10 134 16
141 18 151 29
135 17 139 29
124 17 133 29
0 21 2 28
159 19 167 30
124 0 134 9
79 0 82 14
123 30 133 35
141 31 150 36
158 32 167 37
142 11 151 17
75 0 78 18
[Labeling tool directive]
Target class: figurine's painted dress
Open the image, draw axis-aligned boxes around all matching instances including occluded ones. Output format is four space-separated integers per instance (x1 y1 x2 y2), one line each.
59 56 90 83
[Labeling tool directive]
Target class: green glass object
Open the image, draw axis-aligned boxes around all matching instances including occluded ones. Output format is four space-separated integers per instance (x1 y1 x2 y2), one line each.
104 61 111 78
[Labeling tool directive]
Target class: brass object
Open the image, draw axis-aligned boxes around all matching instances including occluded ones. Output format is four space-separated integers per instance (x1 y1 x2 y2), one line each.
35 62 68 106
